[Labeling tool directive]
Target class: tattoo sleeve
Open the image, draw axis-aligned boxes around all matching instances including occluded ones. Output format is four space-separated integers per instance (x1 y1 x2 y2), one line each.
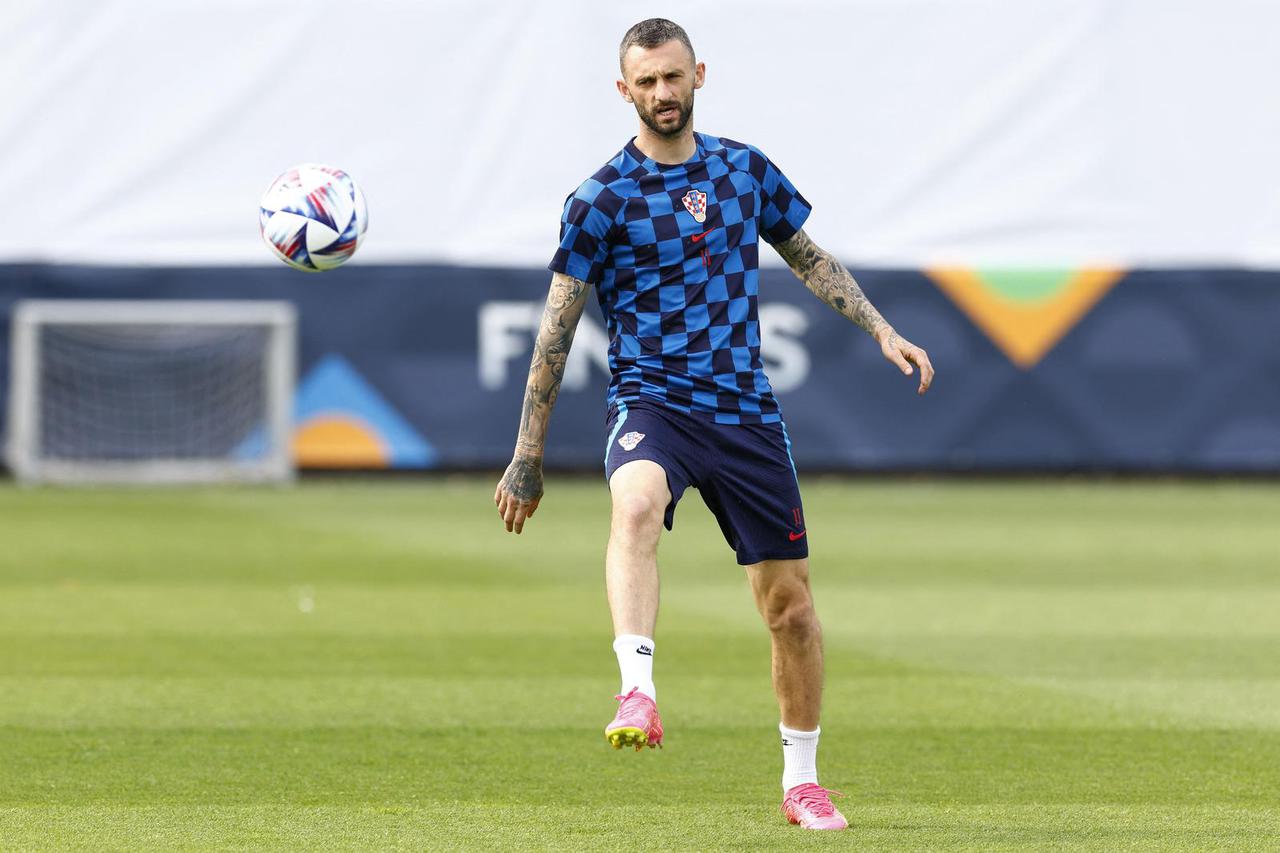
511 272 592 464
773 229 891 338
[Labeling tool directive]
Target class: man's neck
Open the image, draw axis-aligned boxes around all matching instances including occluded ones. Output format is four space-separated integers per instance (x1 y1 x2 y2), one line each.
633 124 697 165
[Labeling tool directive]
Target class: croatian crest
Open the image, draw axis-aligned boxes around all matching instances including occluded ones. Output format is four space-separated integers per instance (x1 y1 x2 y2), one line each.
681 189 707 223
618 431 646 451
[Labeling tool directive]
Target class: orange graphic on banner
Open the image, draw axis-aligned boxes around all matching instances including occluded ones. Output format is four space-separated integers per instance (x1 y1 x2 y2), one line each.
926 268 1125 368
293 415 389 468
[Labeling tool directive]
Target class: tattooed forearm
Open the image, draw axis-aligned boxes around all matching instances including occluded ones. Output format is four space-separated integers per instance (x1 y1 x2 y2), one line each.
774 229 891 338
511 272 591 462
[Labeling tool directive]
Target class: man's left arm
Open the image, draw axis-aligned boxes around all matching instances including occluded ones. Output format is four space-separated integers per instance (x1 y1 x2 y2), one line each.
774 229 935 396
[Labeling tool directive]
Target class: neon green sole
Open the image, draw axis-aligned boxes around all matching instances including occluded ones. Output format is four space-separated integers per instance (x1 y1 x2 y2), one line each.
605 726 656 751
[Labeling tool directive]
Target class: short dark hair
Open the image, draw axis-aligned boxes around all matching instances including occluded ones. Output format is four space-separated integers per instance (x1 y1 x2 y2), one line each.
618 18 695 74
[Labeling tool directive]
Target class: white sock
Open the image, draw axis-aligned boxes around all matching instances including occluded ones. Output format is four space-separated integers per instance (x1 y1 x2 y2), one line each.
780 723 820 791
613 634 656 701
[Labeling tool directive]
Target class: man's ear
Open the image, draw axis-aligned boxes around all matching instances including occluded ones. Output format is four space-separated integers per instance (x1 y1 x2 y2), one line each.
616 78 633 103
693 62 705 90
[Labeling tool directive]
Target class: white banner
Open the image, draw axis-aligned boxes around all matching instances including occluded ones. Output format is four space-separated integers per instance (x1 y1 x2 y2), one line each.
3 0 1278 267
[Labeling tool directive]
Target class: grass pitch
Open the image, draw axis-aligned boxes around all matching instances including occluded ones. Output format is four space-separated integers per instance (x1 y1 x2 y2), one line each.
0 477 1278 850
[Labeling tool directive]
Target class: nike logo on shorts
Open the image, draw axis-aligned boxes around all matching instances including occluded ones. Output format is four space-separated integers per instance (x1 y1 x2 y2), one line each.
788 530 807 541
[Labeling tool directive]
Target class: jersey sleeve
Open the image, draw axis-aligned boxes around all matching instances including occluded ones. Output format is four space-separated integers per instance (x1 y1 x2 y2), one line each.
548 178 618 284
751 147 812 245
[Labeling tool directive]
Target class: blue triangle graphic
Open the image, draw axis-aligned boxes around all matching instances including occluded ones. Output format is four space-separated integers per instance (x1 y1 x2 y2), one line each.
296 354 438 468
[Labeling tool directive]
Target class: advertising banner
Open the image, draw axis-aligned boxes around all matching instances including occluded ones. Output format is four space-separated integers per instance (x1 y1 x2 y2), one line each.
2 264 1276 472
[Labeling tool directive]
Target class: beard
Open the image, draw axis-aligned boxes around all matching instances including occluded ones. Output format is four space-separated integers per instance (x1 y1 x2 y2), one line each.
635 91 694 137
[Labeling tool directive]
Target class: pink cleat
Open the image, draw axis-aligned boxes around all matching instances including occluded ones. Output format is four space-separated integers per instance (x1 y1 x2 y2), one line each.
604 687 664 751
781 783 848 830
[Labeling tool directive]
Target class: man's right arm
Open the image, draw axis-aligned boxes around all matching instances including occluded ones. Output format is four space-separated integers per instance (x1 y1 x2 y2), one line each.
493 271 593 534
774 228 934 395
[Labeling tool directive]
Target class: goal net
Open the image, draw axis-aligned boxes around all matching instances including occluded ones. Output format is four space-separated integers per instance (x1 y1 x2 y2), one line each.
6 300 296 485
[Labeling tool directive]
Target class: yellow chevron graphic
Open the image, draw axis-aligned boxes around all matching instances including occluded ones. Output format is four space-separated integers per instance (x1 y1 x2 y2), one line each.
926 268 1126 368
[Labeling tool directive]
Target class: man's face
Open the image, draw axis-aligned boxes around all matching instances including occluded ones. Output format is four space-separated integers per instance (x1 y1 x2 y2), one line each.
617 40 705 138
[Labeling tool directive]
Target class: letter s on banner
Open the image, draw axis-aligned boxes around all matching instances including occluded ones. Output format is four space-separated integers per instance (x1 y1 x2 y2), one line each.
760 304 810 393
478 302 542 390
480 301 807 394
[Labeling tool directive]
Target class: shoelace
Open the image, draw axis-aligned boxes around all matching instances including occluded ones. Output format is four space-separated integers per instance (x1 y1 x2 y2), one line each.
613 687 648 704
790 785 846 817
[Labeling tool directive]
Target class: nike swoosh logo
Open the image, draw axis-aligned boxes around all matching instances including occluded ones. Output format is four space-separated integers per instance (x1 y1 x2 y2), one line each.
788 530 807 541
690 228 714 243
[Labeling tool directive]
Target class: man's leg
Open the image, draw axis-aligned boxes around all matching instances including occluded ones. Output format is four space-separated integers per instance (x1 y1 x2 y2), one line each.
606 459 669 641
744 558 822 731
603 459 670 750
746 558 846 829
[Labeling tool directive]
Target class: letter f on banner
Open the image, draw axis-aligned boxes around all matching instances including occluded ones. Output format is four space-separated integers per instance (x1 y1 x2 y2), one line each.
477 302 542 389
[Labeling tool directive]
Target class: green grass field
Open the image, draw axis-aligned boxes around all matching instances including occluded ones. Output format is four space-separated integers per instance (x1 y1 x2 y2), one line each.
1 477 1278 850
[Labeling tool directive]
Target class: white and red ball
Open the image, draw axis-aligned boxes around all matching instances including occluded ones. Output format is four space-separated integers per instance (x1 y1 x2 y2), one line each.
259 164 368 272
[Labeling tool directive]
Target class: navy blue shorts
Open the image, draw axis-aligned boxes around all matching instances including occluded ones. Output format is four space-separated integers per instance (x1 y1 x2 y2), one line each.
604 398 809 566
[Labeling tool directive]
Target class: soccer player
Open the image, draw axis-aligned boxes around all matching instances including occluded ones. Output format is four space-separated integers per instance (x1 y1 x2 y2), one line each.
494 18 934 831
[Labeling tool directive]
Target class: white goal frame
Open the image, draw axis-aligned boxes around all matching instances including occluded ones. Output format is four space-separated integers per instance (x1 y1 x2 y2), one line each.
6 300 297 485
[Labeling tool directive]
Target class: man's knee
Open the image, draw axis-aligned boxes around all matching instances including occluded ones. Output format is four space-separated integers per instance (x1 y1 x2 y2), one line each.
612 490 664 535
609 461 670 538
764 589 820 640
750 563 820 640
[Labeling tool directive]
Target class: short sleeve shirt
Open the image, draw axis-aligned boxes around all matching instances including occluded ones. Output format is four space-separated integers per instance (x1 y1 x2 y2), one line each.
548 132 811 425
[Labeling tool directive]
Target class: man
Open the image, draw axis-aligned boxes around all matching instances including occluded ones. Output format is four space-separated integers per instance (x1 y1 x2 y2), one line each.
494 18 933 831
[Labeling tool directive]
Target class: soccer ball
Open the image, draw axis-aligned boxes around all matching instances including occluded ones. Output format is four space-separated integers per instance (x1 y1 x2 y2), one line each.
259 164 368 272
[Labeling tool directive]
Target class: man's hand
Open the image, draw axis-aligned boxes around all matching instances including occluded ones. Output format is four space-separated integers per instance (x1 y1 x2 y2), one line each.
494 453 544 534
876 327 934 395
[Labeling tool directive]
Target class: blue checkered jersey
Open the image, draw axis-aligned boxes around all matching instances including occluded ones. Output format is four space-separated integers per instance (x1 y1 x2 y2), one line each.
548 133 811 425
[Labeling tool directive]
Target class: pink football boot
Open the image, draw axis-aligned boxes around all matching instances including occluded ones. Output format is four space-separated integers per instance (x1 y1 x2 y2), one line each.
781 783 848 830
604 687 664 751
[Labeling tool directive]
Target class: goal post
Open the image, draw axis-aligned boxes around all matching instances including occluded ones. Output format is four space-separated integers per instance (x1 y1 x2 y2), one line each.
5 300 297 485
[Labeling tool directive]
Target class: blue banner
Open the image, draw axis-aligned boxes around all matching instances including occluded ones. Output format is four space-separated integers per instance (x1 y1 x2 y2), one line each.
0 264 1276 472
